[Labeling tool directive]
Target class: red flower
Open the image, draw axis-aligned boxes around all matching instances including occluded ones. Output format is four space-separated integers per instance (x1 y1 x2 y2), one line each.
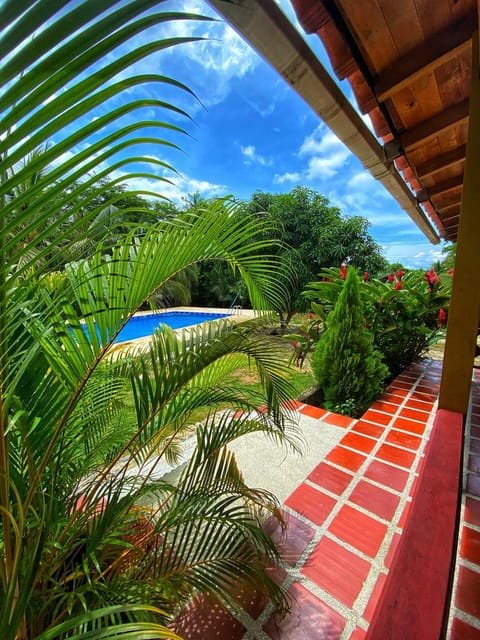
438 308 447 327
447 268 454 279
363 271 369 282
425 268 439 288
340 264 347 280
397 269 405 279
308 312 313 319
394 280 402 290
292 341 299 349
387 273 395 282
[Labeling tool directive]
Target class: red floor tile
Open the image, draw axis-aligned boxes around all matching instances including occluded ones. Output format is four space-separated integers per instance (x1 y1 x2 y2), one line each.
264 512 316 567
467 473 480 497
285 399 304 410
375 443 416 469
470 438 480 453
385 429 422 451
329 504 387 557
455 565 480 618
349 480 400 521
350 627 367 639
470 455 480 474
340 431 377 454
409 472 420 497
363 572 387 623
370 400 398 414
399 406 431 422
388 379 413 390
232 582 270 620
364 459 409 492
308 462 353 496
410 390 437 404
472 427 480 439
460 525 480 566
390 416 427 435
450 617 480 640
405 397 435 411
395 373 419 383
352 420 384 439
263 582 346 639
302 536 371 608
465 496 480 527
385 386 409 398
380 392 404 405
415 383 439 395
284 484 336 526
299 404 327 419
322 412 355 428
326 446 367 472
385 532 401 568
361 410 392 426
398 501 411 529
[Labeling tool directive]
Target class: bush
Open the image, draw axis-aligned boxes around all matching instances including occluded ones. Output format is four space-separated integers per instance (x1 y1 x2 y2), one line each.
311 267 389 417
305 265 452 379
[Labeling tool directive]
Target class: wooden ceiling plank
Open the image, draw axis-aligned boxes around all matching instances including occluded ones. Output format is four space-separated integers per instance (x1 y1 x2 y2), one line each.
428 174 464 197
335 0 398 71
401 99 469 150
415 145 466 178
375 17 473 102
441 210 461 222
377 0 424 57
435 197 462 211
435 49 472 106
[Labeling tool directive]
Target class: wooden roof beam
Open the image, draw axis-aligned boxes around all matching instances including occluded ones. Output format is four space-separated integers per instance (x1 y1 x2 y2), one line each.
375 16 474 103
416 145 466 179
401 100 469 151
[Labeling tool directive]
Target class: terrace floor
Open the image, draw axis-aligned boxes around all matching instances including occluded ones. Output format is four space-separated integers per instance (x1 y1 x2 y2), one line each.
175 358 480 639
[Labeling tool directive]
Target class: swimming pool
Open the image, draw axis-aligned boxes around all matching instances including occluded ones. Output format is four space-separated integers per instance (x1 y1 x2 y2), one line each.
113 310 230 343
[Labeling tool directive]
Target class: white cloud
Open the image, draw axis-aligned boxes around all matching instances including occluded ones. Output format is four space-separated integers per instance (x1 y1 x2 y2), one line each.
273 171 301 184
347 172 374 188
305 151 349 179
298 124 350 179
381 243 444 269
241 144 272 166
109 169 227 205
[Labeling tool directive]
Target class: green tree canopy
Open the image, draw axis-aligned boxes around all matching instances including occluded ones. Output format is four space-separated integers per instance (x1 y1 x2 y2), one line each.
243 186 388 325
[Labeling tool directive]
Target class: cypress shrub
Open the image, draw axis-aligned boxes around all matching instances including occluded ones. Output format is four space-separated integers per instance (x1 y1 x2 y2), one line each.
311 267 389 417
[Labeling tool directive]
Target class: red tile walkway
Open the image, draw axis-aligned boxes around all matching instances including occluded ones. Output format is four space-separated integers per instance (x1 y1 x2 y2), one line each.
177 359 480 638
447 368 480 639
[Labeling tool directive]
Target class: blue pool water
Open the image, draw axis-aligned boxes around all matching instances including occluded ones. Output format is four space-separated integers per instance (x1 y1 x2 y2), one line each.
113 311 229 343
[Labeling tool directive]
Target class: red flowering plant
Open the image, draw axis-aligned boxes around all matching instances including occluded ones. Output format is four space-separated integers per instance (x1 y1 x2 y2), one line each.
284 303 325 368
304 265 452 379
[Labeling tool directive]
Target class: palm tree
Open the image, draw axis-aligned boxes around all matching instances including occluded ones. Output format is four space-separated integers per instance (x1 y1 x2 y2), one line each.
0 3 298 638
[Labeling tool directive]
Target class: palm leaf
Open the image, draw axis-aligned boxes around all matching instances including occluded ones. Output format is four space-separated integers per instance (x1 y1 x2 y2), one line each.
0 3 296 637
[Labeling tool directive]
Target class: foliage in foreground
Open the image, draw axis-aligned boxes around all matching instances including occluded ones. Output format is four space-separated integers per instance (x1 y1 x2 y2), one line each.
311 268 389 416
0 3 300 638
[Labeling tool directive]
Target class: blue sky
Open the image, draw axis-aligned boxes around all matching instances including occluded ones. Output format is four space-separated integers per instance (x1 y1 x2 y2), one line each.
51 0 449 268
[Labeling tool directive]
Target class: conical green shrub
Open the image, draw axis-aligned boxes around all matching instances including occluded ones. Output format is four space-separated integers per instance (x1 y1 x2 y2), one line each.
312 267 389 416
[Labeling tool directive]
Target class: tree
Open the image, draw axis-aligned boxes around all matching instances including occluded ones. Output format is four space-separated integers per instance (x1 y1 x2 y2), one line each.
244 187 388 326
311 267 389 416
0 4 297 638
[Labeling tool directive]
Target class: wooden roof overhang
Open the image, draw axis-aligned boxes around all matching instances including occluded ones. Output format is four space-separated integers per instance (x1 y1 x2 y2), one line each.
291 0 479 243
208 0 441 243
